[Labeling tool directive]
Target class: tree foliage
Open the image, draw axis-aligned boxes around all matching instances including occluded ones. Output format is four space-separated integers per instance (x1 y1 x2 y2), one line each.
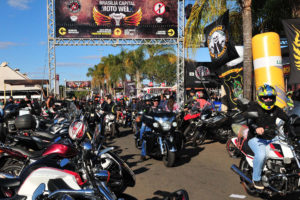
86 45 177 94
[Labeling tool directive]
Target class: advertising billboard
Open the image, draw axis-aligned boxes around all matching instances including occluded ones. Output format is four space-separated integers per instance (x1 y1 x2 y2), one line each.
66 81 91 90
55 0 178 39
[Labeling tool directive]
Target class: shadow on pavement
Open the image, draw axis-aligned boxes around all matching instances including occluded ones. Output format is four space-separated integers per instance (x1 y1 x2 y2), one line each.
145 190 182 200
120 154 140 168
268 192 300 200
174 146 205 167
118 193 138 200
133 166 150 175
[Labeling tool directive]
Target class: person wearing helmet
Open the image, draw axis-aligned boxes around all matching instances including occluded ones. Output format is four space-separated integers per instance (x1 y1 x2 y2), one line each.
247 84 288 189
184 89 196 111
290 89 300 117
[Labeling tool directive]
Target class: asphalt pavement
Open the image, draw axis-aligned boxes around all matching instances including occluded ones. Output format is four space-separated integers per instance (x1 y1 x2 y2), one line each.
107 128 262 200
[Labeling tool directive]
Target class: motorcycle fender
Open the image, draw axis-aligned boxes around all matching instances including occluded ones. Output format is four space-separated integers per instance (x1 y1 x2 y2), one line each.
165 139 177 153
18 167 81 199
106 152 136 187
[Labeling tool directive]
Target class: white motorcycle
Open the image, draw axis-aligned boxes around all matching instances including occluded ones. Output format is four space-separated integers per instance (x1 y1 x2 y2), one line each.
231 113 300 197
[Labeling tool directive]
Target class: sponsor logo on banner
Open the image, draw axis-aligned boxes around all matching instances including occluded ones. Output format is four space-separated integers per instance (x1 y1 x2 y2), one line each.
156 30 166 35
124 29 136 36
68 29 79 34
156 17 163 23
59 27 67 35
207 25 228 59
70 16 78 22
68 0 81 13
114 28 122 36
195 65 210 80
168 29 175 36
92 29 112 36
153 2 166 15
93 6 142 27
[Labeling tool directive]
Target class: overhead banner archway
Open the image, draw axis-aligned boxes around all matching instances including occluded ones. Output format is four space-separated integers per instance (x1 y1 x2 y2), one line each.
47 0 185 106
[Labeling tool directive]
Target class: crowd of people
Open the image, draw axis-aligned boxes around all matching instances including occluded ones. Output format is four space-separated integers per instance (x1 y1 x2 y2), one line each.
1 86 300 188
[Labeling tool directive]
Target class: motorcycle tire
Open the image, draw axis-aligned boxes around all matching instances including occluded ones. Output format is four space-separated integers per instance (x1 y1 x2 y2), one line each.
111 124 116 138
0 158 24 176
163 149 176 167
183 123 195 139
226 138 240 158
239 158 260 197
192 130 206 147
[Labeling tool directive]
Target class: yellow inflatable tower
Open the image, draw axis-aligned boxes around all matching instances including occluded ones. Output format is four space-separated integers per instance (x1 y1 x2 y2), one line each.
252 32 287 108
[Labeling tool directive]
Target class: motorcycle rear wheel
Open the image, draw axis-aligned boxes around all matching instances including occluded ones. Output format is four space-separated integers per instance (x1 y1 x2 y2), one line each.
163 150 176 167
0 158 24 176
226 138 240 158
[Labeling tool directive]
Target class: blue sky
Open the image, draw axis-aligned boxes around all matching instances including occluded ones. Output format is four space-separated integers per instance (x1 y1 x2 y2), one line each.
0 0 210 85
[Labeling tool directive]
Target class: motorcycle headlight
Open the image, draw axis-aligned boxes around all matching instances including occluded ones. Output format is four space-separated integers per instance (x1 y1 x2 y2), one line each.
172 122 177 127
160 122 171 131
108 114 115 120
153 122 159 128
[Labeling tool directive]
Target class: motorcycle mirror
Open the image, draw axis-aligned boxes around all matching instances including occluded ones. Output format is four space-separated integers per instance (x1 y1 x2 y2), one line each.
32 183 45 200
97 147 114 157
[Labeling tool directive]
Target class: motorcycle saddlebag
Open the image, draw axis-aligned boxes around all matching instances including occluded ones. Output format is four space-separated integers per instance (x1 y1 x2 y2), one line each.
15 114 36 130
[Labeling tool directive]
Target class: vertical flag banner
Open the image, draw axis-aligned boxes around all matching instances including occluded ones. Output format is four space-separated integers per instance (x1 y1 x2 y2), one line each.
282 19 300 84
204 10 239 69
218 64 243 109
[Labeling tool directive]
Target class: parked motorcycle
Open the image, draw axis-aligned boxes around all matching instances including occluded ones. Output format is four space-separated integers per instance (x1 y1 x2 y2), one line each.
191 107 241 146
231 113 300 198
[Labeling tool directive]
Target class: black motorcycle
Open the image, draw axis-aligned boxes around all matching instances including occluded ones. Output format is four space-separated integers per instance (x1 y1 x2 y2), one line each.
192 107 241 146
141 111 183 167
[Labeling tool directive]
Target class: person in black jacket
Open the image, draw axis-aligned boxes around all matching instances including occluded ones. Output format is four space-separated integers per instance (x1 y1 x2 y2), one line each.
247 84 288 190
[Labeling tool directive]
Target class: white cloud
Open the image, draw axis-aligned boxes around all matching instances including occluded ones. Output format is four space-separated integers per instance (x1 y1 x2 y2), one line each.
0 41 17 49
8 0 32 10
57 62 94 68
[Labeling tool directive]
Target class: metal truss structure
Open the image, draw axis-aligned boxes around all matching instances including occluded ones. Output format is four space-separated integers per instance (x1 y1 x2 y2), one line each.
47 0 185 105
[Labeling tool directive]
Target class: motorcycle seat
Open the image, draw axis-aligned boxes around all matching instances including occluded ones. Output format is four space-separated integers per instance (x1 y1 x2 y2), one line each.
34 131 56 140
10 146 43 159
0 177 21 187
240 138 254 157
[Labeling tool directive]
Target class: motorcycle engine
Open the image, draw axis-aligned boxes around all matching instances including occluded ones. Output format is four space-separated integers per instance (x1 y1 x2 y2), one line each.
266 159 286 173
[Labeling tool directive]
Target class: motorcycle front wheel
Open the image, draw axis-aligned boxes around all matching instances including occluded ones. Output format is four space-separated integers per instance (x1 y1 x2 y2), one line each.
192 130 206 147
239 158 259 197
163 148 176 167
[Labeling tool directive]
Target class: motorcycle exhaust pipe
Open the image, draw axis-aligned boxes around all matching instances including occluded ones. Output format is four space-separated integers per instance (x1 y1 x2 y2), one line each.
231 164 253 184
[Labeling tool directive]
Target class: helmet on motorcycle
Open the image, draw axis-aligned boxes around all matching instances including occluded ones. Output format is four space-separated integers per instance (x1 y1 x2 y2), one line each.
68 120 87 140
257 84 277 110
196 91 204 98
143 94 152 102
152 96 160 102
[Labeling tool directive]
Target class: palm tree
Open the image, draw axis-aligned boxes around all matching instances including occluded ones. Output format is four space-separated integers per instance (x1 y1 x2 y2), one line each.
184 0 227 55
238 0 252 100
143 45 176 83
124 46 145 95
